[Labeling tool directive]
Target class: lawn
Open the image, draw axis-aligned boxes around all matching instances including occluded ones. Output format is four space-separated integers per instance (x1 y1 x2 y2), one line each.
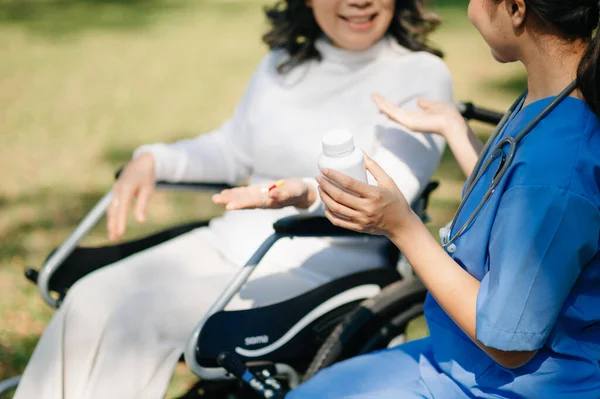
0 0 526 397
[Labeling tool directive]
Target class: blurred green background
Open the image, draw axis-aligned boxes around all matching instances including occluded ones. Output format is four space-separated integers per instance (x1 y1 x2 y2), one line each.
0 0 526 397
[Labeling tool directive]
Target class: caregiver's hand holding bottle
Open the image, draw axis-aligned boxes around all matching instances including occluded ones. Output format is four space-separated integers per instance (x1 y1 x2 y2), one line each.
316 154 414 239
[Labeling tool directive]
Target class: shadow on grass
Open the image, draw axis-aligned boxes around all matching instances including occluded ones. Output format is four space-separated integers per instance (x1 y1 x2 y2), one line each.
1 184 223 267
0 334 40 382
0 0 183 36
0 0 255 37
0 0 470 38
0 189 105 264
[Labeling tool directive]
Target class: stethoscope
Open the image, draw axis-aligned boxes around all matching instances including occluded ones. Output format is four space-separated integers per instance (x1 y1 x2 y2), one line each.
440 80 578 251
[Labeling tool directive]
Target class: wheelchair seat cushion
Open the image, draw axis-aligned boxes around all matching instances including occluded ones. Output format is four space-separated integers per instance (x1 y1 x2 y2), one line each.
196 267 401 368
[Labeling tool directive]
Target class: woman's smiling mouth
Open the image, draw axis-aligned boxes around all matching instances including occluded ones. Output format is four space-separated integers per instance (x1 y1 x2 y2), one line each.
339 13 378 31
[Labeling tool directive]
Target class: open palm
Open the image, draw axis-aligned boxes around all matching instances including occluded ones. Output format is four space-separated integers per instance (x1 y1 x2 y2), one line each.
372 93 463 137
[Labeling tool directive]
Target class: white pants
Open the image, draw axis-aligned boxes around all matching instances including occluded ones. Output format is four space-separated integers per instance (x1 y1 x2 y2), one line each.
14 228 385 399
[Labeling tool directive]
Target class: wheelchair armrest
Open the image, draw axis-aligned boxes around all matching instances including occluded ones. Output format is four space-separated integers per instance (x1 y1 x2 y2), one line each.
273 215 368 237
273 180 440 238
115 167 233 192
155 181 233 192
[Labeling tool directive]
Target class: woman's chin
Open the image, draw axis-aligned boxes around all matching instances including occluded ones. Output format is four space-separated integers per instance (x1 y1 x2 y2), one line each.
490 50 509 64
489 48 519 64
333 33 384 52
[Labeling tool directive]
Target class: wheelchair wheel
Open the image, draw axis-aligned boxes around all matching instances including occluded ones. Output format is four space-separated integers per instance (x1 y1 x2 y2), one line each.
303 278 428 381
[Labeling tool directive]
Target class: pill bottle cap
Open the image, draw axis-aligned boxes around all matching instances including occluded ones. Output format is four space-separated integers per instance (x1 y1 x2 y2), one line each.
322 129 355 157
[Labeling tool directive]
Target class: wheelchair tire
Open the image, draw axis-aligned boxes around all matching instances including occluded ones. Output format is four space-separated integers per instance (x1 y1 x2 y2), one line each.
303 278 428 381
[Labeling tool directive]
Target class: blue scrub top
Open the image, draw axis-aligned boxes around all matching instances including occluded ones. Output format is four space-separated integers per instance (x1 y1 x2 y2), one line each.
424 97 600 397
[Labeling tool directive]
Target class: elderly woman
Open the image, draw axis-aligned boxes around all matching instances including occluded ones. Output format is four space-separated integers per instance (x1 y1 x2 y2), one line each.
14 1 452 398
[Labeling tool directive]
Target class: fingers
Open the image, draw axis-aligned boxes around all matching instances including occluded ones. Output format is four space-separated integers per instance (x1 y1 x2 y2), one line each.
363 154 394 187
212 186 262 210
225 197 260 210
318 185 363 222
372 93 405 123
134 184 153 223
107 155 155 240
316 174 367 208
106 199 117 241
107 190 119 240
214 179 309 210
417 98 434 110
323 207 364 232
115 188 133 240
417 98 456 112
317 169 372 199
107 184 133 241
374 94 456 136
214 180 302 210
212 187 249 206
268 186 292 203
212 189 231 205
371 92 387 108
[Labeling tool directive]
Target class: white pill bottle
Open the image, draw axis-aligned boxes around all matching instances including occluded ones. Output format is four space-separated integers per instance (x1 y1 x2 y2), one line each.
318 129 368 191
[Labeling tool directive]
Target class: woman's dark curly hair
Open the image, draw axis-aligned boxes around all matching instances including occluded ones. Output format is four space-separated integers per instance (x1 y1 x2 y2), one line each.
263 0 443 73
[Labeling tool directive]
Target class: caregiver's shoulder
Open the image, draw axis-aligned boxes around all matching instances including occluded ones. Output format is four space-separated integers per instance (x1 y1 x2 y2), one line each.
509 100 600 197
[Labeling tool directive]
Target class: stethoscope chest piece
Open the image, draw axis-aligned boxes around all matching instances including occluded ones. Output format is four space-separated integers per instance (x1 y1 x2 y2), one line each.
439 224 457 253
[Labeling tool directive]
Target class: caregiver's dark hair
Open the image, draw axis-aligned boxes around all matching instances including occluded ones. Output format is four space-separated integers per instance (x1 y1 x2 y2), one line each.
262 0 443 73
515 0 600 116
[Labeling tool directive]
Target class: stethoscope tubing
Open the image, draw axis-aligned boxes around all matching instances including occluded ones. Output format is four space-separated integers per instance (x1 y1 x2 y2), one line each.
442 80 578 249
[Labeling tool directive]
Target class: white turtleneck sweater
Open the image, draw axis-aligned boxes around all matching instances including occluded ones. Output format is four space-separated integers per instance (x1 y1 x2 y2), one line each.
135 37 453 283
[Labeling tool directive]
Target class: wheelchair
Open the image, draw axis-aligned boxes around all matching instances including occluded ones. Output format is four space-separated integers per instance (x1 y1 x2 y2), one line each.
0 102 503 398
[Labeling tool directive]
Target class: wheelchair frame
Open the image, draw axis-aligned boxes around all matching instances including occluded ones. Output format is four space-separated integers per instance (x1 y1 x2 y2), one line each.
0 102 504 398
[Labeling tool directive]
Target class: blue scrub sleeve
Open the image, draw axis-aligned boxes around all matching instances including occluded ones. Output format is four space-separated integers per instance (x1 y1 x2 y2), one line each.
476 185 600 351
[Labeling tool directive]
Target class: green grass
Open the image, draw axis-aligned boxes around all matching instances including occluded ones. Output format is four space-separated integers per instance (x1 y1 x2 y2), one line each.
0 0 526 397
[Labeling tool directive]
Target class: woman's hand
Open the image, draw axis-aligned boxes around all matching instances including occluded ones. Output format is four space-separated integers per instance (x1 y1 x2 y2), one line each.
107 152 156 241
316 154 417 238
371 93 467 138
212 178 317 211
372 93 485 177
